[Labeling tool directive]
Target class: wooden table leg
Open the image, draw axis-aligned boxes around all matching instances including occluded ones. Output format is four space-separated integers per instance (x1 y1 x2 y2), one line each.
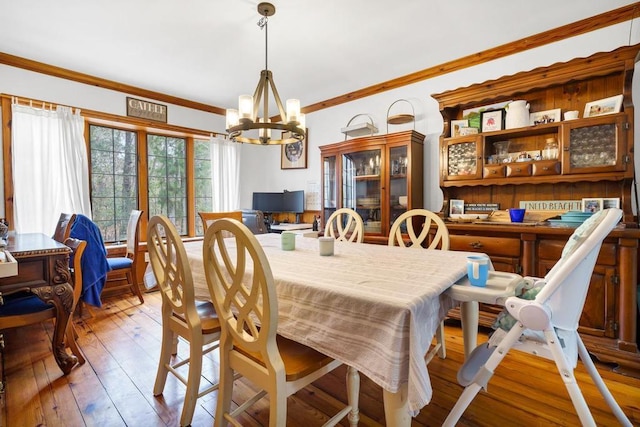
31 282 77 374
383 383 411 427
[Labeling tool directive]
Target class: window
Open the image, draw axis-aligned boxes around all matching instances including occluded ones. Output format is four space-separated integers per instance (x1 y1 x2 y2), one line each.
147 134 187 234
89 123 212 242
90 125 138 242
194 139 212 235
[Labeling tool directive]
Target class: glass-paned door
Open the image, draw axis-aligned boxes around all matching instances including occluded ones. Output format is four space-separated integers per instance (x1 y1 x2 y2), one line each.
388 145 408 231
343 148 382 235
322 154 337 226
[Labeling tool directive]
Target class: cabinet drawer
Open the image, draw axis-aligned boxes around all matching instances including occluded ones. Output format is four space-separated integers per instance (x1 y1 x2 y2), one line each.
505 163 532 177
539 239 617 266
532 160 560 176
450 235 521 258
483 165 505 178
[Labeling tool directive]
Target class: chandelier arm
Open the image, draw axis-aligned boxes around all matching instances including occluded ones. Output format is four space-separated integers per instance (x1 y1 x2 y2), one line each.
266 71 288 122
263 71 270 125
251 71 267 122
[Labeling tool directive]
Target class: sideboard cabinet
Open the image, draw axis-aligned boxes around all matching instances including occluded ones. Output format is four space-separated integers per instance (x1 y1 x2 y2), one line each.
432 44 640 373
319 130 424 244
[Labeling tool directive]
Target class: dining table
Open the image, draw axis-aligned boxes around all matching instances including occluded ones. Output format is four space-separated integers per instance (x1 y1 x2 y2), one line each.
176 232 478 425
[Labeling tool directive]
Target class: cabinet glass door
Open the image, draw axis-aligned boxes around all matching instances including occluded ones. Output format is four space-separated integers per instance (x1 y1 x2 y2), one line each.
562 115 626 174
443 136 483 181
342 148 382 234
389 145 408 230
322 154 337 223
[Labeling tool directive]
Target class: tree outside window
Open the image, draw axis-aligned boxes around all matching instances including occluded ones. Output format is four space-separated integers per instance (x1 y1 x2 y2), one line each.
147 134 187 234
194 139 212 235
90 125 138 242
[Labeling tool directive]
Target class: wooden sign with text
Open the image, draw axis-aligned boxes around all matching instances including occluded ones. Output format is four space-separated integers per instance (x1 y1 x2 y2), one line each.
126 97 167 123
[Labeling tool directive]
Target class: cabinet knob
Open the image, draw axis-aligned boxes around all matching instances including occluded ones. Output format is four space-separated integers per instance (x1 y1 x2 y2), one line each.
470 241 483 249
543 166 549 171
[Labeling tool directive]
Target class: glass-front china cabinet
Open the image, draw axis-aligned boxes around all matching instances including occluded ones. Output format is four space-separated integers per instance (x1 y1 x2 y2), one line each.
320 130 424 243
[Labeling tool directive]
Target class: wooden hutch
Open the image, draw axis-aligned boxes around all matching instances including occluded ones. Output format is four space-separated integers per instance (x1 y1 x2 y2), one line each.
319 130 424 244
432 44 640 373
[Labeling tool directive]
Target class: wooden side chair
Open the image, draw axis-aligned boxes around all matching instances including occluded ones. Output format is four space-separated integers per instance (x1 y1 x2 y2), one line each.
52 213 76 243
147 215 221 427
104 210 144 304
388 209 450 363
198 211 243 233
202 218 360 427
324 208 364 243
0 237 87 367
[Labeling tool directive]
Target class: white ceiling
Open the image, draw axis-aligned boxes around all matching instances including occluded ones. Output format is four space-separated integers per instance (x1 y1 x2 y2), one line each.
1 1 636 113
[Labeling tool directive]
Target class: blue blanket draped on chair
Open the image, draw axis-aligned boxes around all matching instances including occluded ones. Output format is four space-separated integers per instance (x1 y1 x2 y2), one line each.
70 214 111 307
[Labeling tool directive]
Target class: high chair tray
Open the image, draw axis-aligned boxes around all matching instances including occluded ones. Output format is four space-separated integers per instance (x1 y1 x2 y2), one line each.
448 271 523 305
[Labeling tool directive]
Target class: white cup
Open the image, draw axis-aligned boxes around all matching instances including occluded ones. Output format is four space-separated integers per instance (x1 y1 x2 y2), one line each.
318 236 334 256
564 110 579 120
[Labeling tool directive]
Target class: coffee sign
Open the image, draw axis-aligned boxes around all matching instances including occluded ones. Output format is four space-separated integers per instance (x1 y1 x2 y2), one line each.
126 97 167 123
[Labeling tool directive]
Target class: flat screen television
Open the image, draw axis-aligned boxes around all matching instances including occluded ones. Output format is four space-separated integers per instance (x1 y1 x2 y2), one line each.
252 190 304 213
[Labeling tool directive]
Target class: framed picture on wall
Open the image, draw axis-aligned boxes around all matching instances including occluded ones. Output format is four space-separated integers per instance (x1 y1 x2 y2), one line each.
281 129 308 169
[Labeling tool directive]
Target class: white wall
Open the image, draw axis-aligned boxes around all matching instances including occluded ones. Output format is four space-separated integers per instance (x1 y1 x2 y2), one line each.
1 21 639 215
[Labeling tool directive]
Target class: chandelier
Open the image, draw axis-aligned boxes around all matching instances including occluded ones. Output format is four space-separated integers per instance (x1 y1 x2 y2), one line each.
225 2 306 145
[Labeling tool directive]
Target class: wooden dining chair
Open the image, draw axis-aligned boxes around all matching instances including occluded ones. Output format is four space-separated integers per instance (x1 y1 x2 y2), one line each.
202 218 360 427
52 213 76 243
147 215 221 427
0 237 87 367
324 208 364 243
388 208 449 250
104 210 144 304
198 211 243 233
388 209 450 363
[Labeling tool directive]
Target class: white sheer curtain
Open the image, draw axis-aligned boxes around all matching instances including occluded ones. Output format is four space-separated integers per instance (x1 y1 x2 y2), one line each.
11 102 92 234
210 136 240 211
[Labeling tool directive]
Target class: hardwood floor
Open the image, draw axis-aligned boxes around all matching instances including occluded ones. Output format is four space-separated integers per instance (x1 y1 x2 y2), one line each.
1 291 638 426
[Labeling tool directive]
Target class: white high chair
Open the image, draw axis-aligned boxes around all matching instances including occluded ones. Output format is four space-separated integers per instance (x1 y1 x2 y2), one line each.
444 208 632 427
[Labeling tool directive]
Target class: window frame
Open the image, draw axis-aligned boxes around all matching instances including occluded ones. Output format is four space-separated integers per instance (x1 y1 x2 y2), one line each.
0 95 221 244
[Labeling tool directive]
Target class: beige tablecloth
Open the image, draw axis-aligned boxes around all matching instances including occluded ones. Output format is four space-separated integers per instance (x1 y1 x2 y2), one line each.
172 233 476 415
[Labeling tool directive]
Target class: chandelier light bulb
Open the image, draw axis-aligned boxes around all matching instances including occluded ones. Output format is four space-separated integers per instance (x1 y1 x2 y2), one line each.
286 99 300 123
226 109 239 129
239 95 253 121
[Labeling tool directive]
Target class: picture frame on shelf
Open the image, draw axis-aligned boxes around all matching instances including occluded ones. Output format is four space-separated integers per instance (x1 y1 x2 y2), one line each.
451 119 468 137
602 197 620 209
462 100 512 129
582 198 603 213
584 94 623 118
450 199 464 216
281 129 308 169
480 109 505 132
529 108 561 126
